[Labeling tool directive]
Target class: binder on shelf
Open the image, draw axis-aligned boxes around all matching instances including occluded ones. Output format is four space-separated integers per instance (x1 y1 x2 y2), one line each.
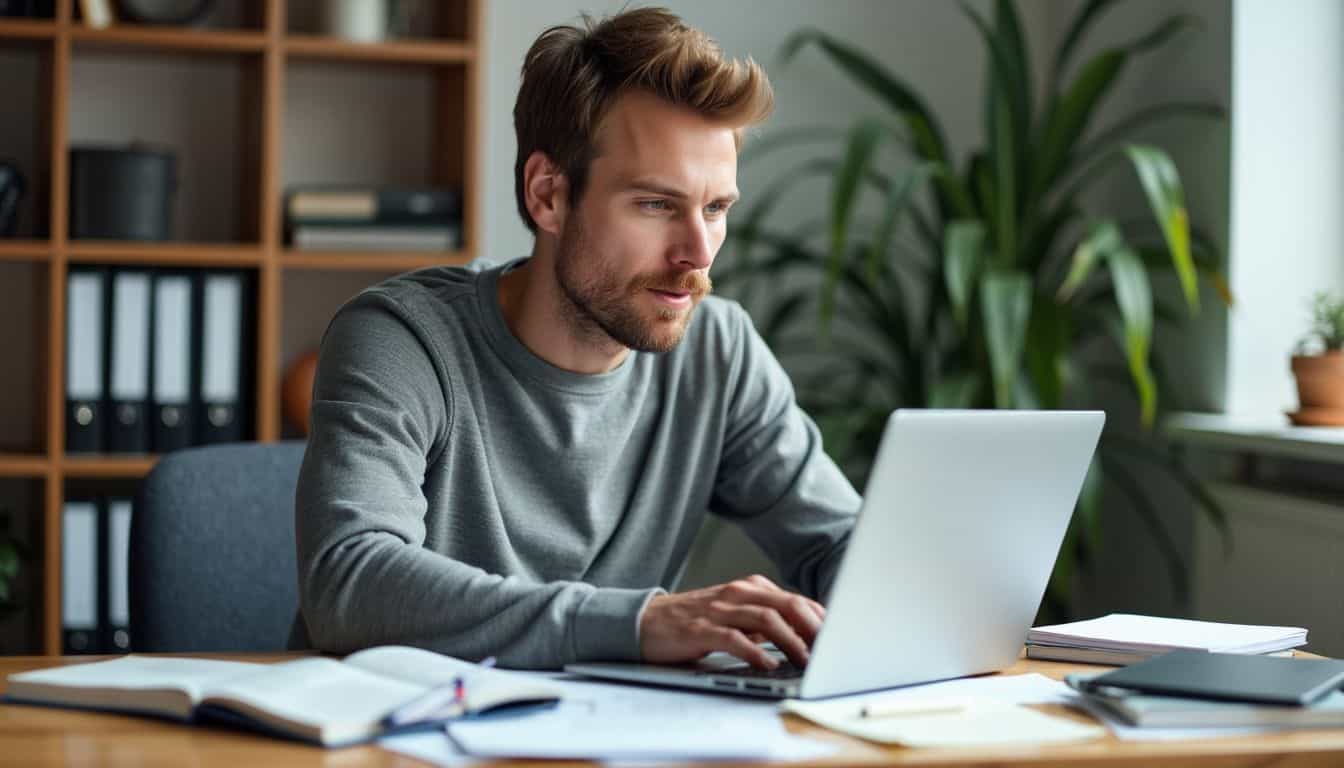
105 497 132 653
107 269 152 454
197 271 251 445
61 498 100 655
150 271 196 454
65 268 108 454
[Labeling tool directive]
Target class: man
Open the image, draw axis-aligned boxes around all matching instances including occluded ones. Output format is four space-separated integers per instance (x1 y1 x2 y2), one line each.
294 7 860 671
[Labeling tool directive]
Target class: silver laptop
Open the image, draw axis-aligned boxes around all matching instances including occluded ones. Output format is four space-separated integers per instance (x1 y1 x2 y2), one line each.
565 409 1105 699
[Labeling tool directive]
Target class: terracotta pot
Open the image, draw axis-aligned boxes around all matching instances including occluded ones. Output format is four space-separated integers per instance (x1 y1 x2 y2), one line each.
282 351 320 435
1291 350 1344 410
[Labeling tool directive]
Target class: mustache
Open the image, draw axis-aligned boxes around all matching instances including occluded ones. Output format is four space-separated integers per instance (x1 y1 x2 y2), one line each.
630 271 712 298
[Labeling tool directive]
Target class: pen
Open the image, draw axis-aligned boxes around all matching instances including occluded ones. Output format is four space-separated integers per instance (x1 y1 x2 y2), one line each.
858 702 965 718
382 655 498 728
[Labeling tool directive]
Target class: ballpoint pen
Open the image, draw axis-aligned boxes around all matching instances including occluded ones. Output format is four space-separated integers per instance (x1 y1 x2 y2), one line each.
382 656 498 728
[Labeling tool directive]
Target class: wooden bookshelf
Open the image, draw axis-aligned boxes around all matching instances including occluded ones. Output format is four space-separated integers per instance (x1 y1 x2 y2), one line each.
0 0 481 654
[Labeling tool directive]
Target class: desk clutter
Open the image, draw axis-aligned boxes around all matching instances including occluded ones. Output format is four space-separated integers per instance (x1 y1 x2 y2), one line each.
6 614 1343 760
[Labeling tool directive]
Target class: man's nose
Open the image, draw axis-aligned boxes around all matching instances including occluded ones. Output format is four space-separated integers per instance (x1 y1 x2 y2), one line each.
672 213 715 271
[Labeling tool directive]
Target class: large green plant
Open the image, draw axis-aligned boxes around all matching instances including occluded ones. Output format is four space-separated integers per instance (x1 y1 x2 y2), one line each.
718 0 1230 615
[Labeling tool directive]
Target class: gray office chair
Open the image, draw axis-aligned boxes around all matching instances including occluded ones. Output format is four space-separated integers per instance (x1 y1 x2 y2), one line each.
130 441 306 652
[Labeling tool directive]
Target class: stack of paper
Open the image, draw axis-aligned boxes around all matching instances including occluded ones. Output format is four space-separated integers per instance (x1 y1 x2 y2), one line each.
1027 614 1308 665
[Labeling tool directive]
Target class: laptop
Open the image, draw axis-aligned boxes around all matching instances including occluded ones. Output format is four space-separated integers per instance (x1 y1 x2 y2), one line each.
565 409 1105 699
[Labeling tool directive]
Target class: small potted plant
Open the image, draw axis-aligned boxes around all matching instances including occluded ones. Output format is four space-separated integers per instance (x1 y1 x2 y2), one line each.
1290 292 1344 424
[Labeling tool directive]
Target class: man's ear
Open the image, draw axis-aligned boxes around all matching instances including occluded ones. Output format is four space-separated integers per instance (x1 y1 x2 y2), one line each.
523 151 568 236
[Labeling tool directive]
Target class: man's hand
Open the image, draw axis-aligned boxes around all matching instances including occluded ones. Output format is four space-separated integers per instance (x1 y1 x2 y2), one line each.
639 575 826 669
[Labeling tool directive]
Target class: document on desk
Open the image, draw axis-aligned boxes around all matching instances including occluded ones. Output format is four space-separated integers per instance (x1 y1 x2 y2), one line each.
1068 693 1331 742
780 674 1104 748
440 676 837 761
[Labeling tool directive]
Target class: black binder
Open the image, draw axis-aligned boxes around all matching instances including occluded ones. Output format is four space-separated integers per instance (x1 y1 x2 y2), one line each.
107 269 152 453
197 270 253 444
149 270 195 453
61 497 102 654
64 267 108 453
103 497 132 653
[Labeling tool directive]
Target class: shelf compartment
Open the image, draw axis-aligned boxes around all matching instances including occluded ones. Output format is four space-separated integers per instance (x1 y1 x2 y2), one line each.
284 36 473 65
65 242 264 267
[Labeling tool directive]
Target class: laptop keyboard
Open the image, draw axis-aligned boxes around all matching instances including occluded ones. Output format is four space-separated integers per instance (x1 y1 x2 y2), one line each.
706 661 804 680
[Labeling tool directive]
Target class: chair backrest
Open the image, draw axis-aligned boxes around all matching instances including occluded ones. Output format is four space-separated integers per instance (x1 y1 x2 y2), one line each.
130 441 306 652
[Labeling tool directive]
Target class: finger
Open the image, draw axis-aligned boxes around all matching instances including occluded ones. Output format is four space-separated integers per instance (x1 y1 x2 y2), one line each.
702 625 777 669
709 602 809 667
720 583 823 646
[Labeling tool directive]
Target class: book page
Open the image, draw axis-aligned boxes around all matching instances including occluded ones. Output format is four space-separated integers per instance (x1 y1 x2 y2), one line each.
6 656 265 720
199 657 426 745
343 646 561 712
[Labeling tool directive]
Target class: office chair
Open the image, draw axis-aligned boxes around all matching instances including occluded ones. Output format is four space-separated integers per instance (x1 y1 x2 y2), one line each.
130 441 306 652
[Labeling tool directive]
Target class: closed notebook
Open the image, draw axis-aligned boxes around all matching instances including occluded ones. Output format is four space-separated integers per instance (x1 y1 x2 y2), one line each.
1073 649 1344 706
1067 675 1344 728
5 646 561 748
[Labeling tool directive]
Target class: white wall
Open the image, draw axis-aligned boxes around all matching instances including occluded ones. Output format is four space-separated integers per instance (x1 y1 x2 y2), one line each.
1225 0 1344 416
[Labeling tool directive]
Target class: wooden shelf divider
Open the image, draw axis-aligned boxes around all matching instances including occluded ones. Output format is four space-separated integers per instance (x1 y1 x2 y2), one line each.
65 242 266 267
280 250 469 272
60 456 158 479
0 454 51 478
284 36 473 65
0 241 52 262
68 25 266 54
0 18 58 40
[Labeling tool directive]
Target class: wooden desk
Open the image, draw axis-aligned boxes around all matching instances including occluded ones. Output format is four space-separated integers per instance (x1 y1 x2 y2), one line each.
2 653 1344 767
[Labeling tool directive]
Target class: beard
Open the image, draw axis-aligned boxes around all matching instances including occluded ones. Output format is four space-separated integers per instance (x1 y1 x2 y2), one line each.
554 215 712 354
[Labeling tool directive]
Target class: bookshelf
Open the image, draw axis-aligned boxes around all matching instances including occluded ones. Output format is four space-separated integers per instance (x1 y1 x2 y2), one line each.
0 0 479 654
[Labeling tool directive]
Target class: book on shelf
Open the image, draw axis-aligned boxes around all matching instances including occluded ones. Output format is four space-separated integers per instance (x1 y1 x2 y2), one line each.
1026 613 1307 665
5 645 561 748
285 186 461 226
290 224 461 252
1067 674 1344 729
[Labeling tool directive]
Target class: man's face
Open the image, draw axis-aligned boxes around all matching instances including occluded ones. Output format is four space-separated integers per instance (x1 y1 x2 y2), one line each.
553 90 739 354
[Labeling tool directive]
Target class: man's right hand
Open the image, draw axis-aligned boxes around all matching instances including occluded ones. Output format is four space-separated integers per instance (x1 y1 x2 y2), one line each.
638 574 826 669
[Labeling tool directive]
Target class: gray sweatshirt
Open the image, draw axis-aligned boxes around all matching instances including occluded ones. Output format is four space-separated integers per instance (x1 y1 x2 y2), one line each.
294 259 860 669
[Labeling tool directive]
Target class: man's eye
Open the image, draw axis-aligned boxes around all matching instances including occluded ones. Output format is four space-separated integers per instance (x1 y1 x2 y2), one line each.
639 200 670 212
705 202 730 216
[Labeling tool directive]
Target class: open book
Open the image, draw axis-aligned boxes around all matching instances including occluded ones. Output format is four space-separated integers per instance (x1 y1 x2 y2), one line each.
4 646 561 747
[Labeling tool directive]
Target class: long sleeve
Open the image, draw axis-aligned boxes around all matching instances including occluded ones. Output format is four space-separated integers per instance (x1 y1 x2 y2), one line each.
710 307 861 602
294 297 659 669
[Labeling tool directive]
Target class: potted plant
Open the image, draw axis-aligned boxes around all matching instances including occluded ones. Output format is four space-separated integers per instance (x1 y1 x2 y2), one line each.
1290 292 1344 423
717 0 1232 618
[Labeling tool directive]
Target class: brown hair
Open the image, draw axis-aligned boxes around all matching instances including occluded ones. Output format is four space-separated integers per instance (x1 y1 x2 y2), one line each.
513 6 774 233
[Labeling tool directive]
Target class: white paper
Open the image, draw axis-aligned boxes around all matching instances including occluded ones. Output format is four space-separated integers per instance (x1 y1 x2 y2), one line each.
1029 614 1307 653
446 676 791 761
781 672 1074 717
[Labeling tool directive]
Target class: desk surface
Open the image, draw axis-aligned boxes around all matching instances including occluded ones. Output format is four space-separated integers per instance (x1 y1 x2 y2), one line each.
2 653 1344 767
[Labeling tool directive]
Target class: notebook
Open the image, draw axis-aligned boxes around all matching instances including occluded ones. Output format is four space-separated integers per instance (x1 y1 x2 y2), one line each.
1071 649 1344 706
4 646 560 747
1067 674 1344 729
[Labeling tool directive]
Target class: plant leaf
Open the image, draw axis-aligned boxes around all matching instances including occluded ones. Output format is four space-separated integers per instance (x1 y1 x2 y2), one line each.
1105 246 1157 426
1126 144 1198 314
827 120 889 328
928 369 982 408
780 29 950 166
739 124 851 167
869 162 937 283
1101 453 1188 606
1050 0 1122 95
1075 102 1225 165
1057 220 1123 300
1025 297 1072 409
1031 50 1124 205
944 220 986 330
980 269 1034 408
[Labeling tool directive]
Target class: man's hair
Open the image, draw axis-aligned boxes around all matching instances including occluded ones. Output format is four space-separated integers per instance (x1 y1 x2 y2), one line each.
513 6 774 233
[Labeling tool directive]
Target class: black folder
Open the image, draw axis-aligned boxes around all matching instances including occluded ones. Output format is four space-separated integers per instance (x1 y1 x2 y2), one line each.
1078 649 1344 706
64 267 108 453
149 270 196 453
103 497 132 653
61 497 102 654
196 271 252 444
107 269 152 453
